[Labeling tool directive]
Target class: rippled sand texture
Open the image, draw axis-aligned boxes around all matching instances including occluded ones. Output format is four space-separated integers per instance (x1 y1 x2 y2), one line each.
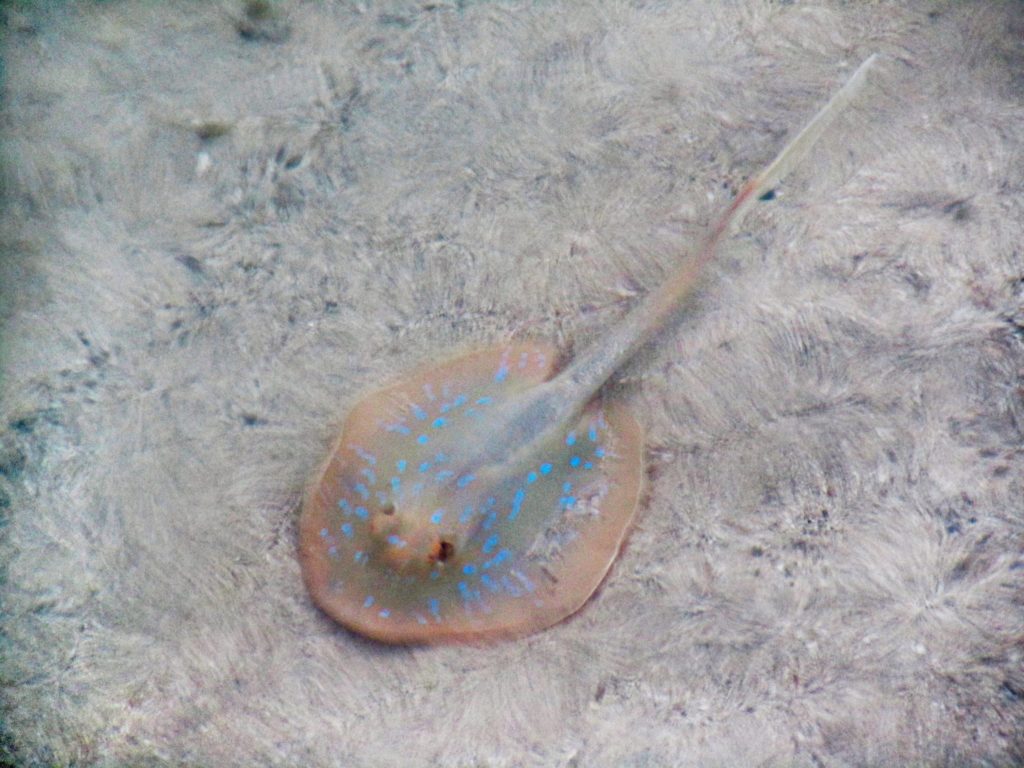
1 2 1021 766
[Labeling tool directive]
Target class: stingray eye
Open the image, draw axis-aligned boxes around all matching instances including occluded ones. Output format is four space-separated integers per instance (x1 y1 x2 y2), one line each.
368 505 399 536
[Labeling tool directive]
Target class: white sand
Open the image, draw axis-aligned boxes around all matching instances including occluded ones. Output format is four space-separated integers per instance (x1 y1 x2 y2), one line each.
1 1 1021 765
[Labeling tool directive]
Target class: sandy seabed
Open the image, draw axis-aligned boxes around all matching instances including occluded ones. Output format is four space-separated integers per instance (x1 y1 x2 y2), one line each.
1 1 1022 766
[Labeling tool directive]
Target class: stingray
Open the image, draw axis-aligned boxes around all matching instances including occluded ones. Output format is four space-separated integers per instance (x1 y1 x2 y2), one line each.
298 55 877 644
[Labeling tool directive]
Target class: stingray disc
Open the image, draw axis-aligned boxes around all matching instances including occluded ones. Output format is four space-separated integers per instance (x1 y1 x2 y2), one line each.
299 342 644 643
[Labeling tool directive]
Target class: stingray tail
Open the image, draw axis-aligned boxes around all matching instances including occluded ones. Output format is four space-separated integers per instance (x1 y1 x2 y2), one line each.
561 53 879 400
713 53 878 243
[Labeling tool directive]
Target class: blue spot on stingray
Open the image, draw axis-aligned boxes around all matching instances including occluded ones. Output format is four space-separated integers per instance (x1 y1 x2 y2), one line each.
430 509 444 524
363 595 374 608
429 598 441 617
501 575 522 597
419 461 431 473
570 456 581 468
459 506 474 524
341 523 354 538
482 510 498 531
463 564 477 575
483 549 510 569
501 573 524 598
387 535 406 548
482 533 499 554
476 396 492 406
387 423 412 435
338 499 351 512
432 417 446 428
527 471 538 484
560 496 576 510
509 488 525 521
453 394 468 407
495 365 509 383
319 528 328 537
413 406 428 420
396 459 407 473
566 432 576 446
595 447 606 458
355 447 377 465
584 461 593 470
417 434 429 445
355 506 369 520
391 477 401 491
511 568 536 593
457 474 475 489
563 481 573 493
436 469 455 482
588 426 598 442
481 574 500 592
354 483 370 500
540 463 552 475
378 609 390 618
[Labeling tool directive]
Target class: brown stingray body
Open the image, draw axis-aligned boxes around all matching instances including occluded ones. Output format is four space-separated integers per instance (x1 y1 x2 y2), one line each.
299 343 644 643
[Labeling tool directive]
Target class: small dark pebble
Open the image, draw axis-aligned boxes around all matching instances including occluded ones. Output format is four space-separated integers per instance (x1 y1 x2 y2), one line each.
0 445 26 478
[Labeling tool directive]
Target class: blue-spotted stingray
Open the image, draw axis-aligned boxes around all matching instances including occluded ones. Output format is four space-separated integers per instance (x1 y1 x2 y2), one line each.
299 55 877 644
